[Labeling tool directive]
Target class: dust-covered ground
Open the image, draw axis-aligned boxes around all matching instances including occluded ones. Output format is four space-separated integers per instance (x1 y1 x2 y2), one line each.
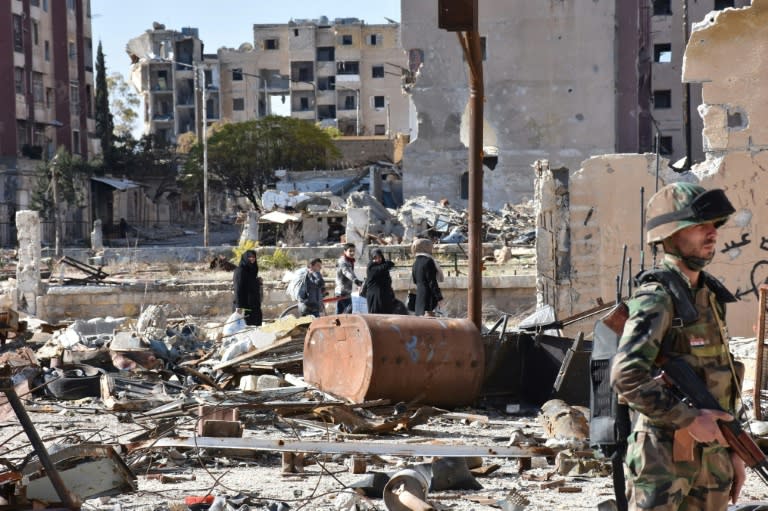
3 392 768 511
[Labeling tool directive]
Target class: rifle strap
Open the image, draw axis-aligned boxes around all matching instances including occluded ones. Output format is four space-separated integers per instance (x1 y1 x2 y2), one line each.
708 293 744 418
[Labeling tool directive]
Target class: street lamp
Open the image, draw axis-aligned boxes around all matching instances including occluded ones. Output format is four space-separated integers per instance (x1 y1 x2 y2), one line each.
174 59 210 247
241 71 270 118
45 120 64 256
336 84 360 136
290 79 317 123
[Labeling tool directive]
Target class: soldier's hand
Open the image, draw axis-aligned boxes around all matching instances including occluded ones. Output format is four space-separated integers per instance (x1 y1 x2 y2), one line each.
684 409 732 446
730 451 746 504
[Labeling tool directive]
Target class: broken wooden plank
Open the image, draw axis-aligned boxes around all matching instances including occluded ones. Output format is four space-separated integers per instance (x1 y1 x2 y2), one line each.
441 412 489 424
127 436 556 458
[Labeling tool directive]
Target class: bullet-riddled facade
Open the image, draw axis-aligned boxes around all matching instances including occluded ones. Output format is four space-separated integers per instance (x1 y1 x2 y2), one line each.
127 24 221 144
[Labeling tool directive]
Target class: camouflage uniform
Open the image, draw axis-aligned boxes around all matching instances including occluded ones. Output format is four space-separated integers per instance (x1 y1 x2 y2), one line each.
610 182 738 511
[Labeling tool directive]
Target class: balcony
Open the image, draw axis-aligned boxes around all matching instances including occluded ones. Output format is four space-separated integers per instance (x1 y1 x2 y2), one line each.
335 74 360 86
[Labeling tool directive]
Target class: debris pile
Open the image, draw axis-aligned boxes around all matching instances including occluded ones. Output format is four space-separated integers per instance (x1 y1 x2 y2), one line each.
0 304 626 510
398 196 536 245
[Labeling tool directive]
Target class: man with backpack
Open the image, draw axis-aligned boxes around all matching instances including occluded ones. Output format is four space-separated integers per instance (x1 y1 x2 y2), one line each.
610 182 744 510
298 258 325 317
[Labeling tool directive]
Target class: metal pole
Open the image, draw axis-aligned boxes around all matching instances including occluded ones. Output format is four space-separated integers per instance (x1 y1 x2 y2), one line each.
51 155 62 258
265 76 269 116
200 66 209 247
386 98 391 137
682 0 692 167
0 367 81 509
312 83 318 123
466 30 484 330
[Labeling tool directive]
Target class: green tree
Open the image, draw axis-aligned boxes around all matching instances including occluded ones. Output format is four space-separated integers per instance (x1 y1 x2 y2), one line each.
94 41 114 170
107 72 140 139
185 116 340 210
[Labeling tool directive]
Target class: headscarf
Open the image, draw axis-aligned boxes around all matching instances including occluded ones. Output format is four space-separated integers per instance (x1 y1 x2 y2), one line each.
411 238 433 256
411 238 444 282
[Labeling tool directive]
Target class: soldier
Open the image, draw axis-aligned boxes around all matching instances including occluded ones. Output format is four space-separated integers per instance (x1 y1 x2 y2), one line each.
610 182 745 510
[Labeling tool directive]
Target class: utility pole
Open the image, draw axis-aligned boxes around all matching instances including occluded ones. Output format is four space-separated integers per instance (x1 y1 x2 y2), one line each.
438 0 483 329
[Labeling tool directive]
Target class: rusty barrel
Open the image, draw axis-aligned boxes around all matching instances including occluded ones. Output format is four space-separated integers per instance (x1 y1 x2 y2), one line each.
303 314 484 407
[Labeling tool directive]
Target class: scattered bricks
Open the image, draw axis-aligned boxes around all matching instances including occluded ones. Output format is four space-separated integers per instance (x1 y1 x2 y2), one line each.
199 420 243 438
539 478 565 490
348 455 367 474
281 452 306 474
196 405 242 437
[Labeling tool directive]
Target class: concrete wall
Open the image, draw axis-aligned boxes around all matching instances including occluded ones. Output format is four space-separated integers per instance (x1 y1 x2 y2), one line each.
680 0 768 337
536 2 768 338
37 274 535 324
400 0 617 209
45 241 535 323
333 136 395 166
536 155 681 320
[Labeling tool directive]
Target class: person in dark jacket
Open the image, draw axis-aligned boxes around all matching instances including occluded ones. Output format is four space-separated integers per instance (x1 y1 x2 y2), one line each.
411 238 444 316
233 249 262 326
334 243 362 314
361 248 396 314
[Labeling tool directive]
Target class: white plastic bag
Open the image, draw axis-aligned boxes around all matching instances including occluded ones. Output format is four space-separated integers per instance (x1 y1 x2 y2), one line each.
222 310 246 338
351 292 367 314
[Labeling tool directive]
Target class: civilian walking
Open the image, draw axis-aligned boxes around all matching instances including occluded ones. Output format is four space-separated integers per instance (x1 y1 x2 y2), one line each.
298 258 326 317
334 243 362 314
361 248 396 314
411 238 444 316
233 249 262 326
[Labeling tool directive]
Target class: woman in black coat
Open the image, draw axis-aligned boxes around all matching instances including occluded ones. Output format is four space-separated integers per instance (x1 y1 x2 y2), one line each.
233 249 262 326
411 238 443 316
361 249 396 314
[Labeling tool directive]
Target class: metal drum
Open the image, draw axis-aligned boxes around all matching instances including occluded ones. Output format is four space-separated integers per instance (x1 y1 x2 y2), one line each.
303 314 484 407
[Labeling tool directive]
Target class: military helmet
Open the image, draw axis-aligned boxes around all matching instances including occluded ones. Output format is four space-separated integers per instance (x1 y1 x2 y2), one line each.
645 182 735 245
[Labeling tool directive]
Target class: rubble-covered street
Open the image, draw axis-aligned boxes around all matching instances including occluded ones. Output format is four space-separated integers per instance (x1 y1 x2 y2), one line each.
2 292 768 510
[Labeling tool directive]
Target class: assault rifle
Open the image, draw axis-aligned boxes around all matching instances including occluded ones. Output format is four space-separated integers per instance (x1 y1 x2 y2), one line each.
658 355 768 486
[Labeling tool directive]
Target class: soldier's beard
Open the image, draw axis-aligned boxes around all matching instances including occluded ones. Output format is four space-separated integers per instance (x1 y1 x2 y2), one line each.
665 244 714 272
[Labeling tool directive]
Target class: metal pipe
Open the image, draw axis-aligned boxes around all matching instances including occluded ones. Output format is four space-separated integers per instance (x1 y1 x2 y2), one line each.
465 29 484 329
0 367 81 509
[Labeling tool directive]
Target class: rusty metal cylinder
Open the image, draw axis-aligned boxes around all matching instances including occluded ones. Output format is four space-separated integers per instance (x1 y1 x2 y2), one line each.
303 315 484 407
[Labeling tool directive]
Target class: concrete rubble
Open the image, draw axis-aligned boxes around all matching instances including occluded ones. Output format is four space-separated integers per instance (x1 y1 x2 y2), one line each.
0 301 647 510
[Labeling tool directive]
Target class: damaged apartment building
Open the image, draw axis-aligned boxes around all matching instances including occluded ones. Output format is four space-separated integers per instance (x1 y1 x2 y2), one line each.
400 0 749 210
0 0 97 248
127 17 411 143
